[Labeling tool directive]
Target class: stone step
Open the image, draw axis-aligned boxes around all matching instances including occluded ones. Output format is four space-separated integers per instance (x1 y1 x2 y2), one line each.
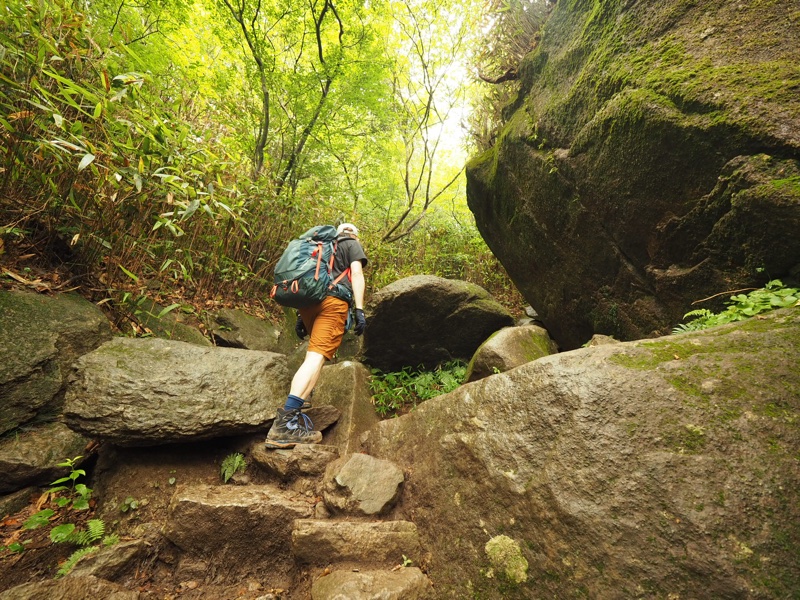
0 575 140 600
292 519 421 567
164 483 315 577
251 442 340 481
311 567 433 600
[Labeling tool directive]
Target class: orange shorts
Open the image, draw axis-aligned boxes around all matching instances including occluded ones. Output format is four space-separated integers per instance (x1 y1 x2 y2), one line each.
299 296 350 360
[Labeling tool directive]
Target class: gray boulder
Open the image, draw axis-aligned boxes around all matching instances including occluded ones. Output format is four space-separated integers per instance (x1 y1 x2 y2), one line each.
70 540 148 581
0 487 36 519
0 290 112 435
207 307 282 352
465 324 558 382
363 307 800 599
63 338 290 445
586 334 621 347
313 361 380 454
362 275 514 372
323 453 405 516
0 422 88 493
251 443 340 481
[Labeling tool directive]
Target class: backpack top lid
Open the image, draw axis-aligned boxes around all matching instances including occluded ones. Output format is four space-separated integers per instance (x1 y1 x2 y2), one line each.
300 225 337 241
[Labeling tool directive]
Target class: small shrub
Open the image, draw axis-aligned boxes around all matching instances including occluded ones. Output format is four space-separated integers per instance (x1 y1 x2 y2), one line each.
370 361 467 417
51 519 119 578
119 496 145 513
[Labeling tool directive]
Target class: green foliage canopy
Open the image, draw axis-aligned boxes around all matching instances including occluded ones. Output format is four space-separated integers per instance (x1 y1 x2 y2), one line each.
0 0 524 318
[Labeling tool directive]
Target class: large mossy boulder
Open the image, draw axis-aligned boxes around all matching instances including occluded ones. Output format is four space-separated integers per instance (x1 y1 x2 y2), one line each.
466 0 800 349
0 290 112 435
362 275 514 372
363 307 800 599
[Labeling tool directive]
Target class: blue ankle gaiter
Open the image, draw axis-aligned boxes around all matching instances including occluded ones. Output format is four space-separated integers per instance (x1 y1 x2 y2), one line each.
284 394 305 411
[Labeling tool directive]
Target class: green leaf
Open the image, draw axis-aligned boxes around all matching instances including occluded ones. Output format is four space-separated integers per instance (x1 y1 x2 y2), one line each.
118 264 139 282
23 509 55 530
41 69 100 103
156 303 181 318
72 497 90 511
180 199 200 220
50 523 76 543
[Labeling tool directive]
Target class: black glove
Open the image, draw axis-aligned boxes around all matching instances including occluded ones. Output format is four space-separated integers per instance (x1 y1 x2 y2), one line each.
295 315 308 339
353 308 366 336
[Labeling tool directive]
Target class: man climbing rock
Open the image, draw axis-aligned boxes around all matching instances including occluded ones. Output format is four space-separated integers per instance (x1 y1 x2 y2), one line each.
265 222 368 448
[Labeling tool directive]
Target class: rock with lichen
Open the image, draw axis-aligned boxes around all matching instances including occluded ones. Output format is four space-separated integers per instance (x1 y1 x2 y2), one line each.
485 535 528 584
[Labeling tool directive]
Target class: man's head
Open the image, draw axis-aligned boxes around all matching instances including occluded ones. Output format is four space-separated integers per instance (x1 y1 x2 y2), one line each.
336 223 359 238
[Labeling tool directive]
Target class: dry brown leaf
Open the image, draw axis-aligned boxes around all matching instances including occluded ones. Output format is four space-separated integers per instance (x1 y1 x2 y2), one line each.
9 111 34 120
35 492 50 510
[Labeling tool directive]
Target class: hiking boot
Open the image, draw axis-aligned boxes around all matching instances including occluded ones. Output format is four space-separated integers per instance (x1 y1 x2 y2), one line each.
265 407 323 449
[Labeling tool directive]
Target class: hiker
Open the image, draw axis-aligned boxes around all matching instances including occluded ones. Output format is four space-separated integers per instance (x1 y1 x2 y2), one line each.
265 222 368 448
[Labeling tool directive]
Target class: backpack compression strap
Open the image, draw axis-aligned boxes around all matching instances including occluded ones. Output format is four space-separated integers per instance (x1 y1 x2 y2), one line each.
311 238 340 281
329 268 351 289
308 238 351 289
312 241 324 281
327 239 353 289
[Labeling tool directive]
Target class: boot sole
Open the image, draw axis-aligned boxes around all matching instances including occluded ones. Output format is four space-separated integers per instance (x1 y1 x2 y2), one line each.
264 439 298 449
265 436 322 449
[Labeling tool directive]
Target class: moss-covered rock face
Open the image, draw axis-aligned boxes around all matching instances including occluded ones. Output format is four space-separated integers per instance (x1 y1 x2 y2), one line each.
0 290 113 435
467 0 800 349
363 275 515 372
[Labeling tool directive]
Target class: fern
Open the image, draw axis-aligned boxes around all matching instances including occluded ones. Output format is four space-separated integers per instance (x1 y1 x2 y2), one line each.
220 453 247 483
56 546 99 578
72 519 105 546
673 281 799 334
51 519 106 547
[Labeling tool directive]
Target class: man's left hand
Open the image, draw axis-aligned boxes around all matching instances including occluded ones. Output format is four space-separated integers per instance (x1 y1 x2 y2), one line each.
295 315 308 339
354 309 367 336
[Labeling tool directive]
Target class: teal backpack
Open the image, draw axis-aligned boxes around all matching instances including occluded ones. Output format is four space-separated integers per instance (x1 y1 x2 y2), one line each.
270 225 351 309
